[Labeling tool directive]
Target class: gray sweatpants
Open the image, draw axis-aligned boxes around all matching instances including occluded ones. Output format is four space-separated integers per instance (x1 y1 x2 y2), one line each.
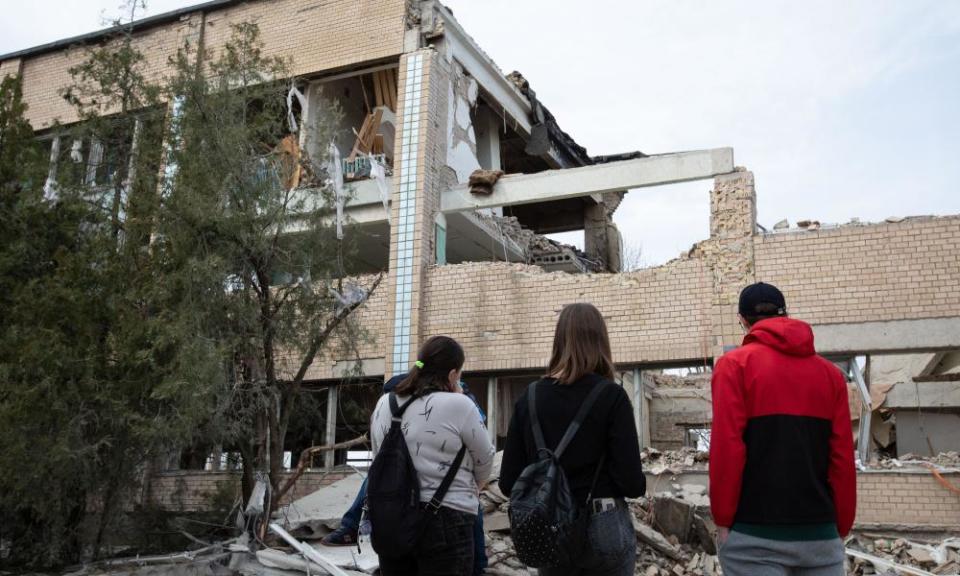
719 530 846 576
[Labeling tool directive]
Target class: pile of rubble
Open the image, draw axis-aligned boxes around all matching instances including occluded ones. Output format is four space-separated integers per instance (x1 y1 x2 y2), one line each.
58 447 960 576
846 534 960 575
479 213 604 273
874 451 960 471
647 371 712 389
642 446 709 475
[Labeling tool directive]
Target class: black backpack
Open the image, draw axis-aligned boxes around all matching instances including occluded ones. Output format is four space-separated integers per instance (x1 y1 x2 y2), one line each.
366 392 466 556
508 380 608 568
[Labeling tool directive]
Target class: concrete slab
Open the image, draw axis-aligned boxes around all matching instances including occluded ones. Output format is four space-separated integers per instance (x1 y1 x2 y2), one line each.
884 381 960 408
309 541 379 574
274 472 364 531
896 411 960 457
441 149 735 213
814 318 960 355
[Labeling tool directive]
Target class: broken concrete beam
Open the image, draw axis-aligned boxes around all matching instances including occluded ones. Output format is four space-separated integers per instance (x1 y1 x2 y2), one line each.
268 524 351 576
883 381 960 409
441 149 735 213
631 514 682 560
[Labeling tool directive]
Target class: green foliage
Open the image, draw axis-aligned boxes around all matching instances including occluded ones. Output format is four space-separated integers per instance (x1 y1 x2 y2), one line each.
0 9 373 569
157 21 365 507
0 6 219 569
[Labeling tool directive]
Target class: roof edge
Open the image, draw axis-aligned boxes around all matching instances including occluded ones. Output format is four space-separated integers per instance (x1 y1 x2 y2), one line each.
0 0 242 62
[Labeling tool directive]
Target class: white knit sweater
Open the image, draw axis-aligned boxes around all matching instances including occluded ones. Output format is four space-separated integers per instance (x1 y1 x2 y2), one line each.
371 391 495 515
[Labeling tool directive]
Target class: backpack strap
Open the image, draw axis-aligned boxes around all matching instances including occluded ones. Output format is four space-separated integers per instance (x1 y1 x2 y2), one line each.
528 381 547 453
388 392 418 425
528 379 609 459
584 452 607 504
425 445 467 514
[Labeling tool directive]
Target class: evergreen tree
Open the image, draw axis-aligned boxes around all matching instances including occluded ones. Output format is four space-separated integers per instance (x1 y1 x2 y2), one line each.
0 4 221 566
0 7 377 567
159 21 380 520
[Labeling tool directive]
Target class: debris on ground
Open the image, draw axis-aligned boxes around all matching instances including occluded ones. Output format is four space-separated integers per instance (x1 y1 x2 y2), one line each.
846 534 960 575
646 372 712 389
55 447 960 576
642 446 709 475
272 472 365 537
874 451 960 471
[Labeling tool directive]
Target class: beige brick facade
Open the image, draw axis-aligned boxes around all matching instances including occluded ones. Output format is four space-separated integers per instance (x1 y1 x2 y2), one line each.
3 0 405 129
148 468 357 512
856 470 960 528
755 217 960 324
200 0 405 79
422 259 713 372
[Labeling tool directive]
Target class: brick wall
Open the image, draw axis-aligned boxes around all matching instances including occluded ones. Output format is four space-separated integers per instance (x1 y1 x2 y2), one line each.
275 273 390 381
5 0 406 128
0 58 22 79
755 216 960 325
14 14 203 129
421 259 713 372
649 469 960 530
147 468 357 512
201 0 405 79
856 470 960 528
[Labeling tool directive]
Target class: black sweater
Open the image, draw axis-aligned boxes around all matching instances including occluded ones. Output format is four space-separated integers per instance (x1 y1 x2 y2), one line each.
498 374 646 503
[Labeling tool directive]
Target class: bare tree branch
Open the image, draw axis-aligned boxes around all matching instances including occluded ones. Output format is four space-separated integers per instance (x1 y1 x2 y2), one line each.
274 434 368 504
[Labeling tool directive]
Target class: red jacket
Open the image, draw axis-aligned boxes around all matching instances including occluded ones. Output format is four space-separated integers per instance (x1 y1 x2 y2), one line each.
709 317 856 536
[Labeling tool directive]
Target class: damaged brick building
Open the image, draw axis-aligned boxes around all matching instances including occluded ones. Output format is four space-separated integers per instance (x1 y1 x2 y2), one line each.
3 0 959 537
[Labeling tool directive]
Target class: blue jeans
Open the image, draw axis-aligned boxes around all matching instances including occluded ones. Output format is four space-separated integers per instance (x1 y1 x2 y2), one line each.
339 478 366 531
341 478 487 576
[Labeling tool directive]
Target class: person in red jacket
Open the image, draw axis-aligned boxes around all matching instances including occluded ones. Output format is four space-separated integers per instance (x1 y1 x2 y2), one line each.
710 282 856 576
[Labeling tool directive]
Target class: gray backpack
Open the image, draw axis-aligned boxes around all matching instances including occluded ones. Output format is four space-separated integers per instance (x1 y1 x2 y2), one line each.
507 380 608 568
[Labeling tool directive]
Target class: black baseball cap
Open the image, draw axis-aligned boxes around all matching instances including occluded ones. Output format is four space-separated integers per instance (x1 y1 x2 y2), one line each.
738 282 787 317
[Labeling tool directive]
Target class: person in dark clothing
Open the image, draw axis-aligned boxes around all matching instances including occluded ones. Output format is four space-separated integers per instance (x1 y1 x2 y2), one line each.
499 302 645 576
710 282 856 576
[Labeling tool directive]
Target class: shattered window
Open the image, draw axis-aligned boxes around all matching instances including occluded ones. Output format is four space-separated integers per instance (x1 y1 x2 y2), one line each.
684 427 711 451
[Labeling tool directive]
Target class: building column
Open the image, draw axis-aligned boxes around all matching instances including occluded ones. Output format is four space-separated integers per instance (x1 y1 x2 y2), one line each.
705 169 757 358
385 51 431 376
632 369 650 449
486 376 498 444
385 48 455 376
324 385 338 469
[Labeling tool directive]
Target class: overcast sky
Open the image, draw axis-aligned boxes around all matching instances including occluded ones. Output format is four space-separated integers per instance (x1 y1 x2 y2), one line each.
2 1 959 265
